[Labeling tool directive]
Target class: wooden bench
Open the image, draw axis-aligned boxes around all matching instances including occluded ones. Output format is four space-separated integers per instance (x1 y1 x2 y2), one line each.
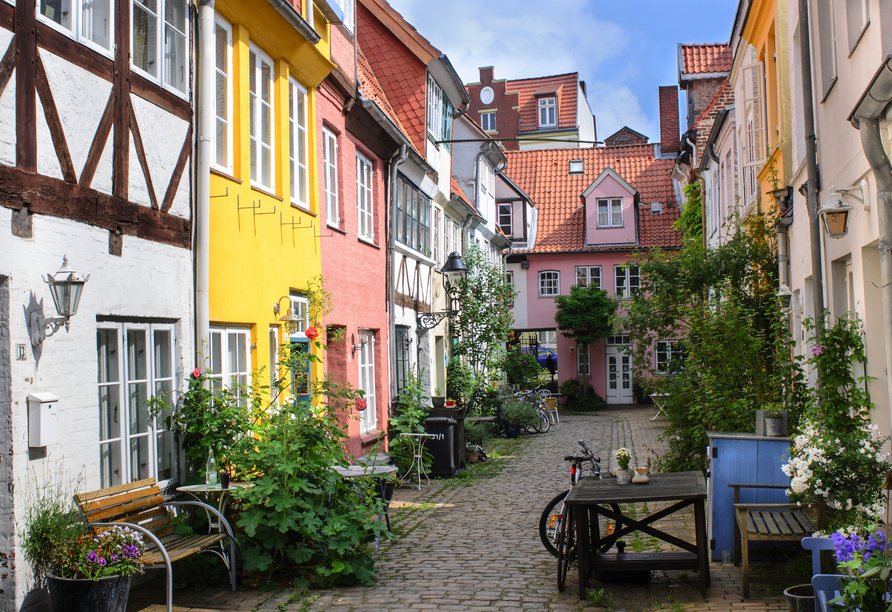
730 483 822 597
76 478 238 612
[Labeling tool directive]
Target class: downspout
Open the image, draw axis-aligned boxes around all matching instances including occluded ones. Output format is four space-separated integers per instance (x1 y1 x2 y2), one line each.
797 0 826 340
195 0 215 362
388 145 409 403
859 119 892 431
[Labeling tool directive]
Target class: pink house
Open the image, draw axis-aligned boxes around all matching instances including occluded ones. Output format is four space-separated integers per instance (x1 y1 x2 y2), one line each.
503 91 682 402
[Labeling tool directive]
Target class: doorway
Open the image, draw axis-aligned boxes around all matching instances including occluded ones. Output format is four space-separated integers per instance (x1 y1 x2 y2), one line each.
605 342 633 404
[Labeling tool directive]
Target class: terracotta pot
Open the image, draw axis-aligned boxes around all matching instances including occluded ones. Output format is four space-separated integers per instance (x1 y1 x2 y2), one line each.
467 452 479 463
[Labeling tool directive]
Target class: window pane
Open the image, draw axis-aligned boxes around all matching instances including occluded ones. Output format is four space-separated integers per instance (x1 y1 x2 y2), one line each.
129 381 149 434
98 329 119 384
99 384 121 440
164 0 186 31
130 436 151 481
164 24 186 92
82 0 111 49
42 0 72 31
133 0 158 77
100 441 122 488
154 329 172 378
127 330 147 381
611 199 623 226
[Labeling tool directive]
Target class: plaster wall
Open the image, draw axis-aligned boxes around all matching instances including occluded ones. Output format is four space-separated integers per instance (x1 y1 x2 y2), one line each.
1 211 193 610
577 83 595 144
584 175 637 246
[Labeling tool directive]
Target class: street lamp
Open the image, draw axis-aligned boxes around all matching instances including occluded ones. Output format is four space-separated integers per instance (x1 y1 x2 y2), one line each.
30 255 90 347
819 193 855 239
416 252 468 330
776 284 793 311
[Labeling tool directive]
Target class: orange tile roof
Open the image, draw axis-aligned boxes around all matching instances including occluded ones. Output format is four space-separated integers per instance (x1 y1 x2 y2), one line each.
357 49 420 156
680 43 732 75
450 175 478 214
505 73 579 133
504 146 681 253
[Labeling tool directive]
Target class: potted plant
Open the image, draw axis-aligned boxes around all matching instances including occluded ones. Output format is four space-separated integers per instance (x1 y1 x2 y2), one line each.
466 442 484 463
430 387 446 409
21 474 146 612
501 399 538 438
615 447 633 484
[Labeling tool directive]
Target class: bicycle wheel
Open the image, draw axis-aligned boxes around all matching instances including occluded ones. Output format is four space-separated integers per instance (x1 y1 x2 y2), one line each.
556 506 575 592
536 410 551 433
539 490 568 557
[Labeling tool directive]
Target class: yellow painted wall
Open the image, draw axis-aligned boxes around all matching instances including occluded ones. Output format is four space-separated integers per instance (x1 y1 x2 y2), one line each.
209 0 334 396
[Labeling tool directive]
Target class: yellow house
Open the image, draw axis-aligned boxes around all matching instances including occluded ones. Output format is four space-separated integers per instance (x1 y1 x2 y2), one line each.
197 0 334 402
731 0 793 216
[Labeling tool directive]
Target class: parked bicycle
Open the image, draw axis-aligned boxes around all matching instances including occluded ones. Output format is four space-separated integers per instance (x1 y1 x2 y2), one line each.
513 389 551 434
538 440 622 591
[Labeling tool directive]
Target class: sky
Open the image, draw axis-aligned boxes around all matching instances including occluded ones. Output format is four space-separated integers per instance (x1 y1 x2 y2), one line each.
385 0 740 141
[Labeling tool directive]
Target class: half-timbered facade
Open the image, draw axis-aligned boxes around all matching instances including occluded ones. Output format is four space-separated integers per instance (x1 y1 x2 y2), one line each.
0 0 194 606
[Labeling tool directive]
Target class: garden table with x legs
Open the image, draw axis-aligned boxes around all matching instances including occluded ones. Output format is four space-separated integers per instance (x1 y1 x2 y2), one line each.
564 471 709 600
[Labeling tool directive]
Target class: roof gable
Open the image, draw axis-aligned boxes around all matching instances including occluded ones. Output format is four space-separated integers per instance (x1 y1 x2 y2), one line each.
505 72 579 133
582 167 638 199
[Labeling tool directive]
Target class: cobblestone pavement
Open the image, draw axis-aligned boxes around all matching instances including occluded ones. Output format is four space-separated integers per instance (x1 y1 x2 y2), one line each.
127 406 793 612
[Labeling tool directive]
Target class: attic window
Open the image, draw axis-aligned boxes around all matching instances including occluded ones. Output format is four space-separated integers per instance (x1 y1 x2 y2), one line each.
569 159 584 174
651 202 663 214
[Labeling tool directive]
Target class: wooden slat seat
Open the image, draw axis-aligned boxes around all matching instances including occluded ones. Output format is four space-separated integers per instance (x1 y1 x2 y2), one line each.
730 483 822 598
76 478 238 612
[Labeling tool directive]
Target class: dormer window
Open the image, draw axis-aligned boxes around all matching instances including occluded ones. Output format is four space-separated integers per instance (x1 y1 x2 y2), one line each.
597 198 623 228
427 73 454 146
569 159 584 174
538 97 556 128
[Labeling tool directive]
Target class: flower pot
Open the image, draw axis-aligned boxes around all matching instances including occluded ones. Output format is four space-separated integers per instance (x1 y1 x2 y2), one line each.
467 452 479 463
616 469 633 485
765 416 783 437
783 583 815 612
431 396 446 408
504 424 522 439
47 574 132 612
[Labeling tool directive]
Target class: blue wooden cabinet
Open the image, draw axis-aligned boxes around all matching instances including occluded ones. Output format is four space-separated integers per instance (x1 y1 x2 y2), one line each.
706 432 792 562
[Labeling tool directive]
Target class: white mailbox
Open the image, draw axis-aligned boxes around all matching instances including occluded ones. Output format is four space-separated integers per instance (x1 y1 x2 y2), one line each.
28 392 59 447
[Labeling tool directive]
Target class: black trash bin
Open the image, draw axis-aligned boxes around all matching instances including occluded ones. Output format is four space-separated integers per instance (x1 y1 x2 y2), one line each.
423 416 456 476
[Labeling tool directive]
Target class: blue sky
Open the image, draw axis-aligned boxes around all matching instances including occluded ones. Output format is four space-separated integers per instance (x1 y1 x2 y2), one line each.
385 0 739 141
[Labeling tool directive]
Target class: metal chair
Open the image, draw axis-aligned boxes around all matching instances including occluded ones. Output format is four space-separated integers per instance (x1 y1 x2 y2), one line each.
536 389 559 423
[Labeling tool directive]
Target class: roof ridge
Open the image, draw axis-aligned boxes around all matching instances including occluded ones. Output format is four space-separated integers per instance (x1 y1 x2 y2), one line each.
505 71 579 84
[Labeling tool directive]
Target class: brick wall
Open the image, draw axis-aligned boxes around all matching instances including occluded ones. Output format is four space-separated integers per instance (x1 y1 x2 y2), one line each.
659 86 680 154
687 77 727 127
465 66 520 150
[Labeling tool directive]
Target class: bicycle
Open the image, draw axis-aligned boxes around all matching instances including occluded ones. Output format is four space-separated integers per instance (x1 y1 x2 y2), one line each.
538 440 622 591
513 389 551 434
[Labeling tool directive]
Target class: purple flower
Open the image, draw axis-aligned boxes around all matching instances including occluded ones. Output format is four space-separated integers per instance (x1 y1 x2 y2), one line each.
110 554 119 563
98 558 106 566
87 552 98 563
812 345 825 356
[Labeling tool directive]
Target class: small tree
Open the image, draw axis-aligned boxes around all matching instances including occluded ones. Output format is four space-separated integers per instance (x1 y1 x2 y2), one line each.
554 284 617 395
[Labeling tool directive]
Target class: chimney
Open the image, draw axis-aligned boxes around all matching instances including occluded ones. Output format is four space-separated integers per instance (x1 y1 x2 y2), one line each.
659 85 680 154
479 66 494 85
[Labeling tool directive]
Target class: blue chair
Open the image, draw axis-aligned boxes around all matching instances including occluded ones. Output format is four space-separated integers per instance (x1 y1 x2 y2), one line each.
802 537 838 612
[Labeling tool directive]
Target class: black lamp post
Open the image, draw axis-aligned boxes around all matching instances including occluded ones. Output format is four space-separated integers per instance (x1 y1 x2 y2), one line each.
416 252 468 330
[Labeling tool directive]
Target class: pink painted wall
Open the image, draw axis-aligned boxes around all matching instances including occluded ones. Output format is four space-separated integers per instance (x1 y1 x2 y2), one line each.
316 71 390 458
584 174 637 246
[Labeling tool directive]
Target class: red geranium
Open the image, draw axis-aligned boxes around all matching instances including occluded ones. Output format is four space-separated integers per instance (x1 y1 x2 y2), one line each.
356 398 367 411
192 368 201 379
305 327 319 340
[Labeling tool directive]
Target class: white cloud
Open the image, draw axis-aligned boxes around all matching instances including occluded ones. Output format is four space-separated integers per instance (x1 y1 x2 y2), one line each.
586 83 655 142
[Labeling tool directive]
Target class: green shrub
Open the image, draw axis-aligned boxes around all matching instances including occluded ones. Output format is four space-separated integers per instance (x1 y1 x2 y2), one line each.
559 378 595 402
501 399 539 427
446 357 479 408
463 419 490 446
571 392 608 412
388 372 432 475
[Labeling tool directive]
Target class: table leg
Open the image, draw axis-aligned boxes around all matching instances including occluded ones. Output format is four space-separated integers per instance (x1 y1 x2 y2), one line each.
576 505 590 600
694 498 710 594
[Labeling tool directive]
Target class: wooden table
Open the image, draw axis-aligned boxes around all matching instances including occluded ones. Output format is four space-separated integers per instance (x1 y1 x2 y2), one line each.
564 471 709 599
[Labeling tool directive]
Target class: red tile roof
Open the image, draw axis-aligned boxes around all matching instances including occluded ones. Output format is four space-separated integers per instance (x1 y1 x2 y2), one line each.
680 43 732 76
357 49 420 156
505 73 579 133
450 175 478 214
504 146 681 253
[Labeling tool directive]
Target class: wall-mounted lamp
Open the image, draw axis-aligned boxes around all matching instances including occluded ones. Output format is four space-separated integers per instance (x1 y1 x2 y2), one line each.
569 346 575 352
520 259 530 269
776 284 793 311
275 296 301 334
351 333 357 356
819 194 855 239
30 256 90 347
417 252 469 330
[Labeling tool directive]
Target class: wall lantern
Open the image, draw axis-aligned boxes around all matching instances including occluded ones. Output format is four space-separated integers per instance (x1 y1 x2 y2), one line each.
275 296 301 334
30 256 90 347
417 252 468 330
776 284 793 311
820 180 868 239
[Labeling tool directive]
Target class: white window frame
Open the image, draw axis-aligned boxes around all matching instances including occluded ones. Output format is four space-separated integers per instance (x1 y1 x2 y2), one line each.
738 60 766 210
97 322 177 489
249 44 275 190
443 216 452 261
615 265 639 299
480 111 496 132
323 127 339 228
656 340 683 373
207 326 252 406
332 0 354 34
576 343 590 377
358 331 376 434
433 207 441 264
498 203 513 237
289 78 310 209
356 152 374 241
597 198 623 228
37 0 115 58
427 74 443 140
538 96 556 128
212 15 233 174
538 270 560 297
130 0 189 97
575 266 601 289
289 295 310 337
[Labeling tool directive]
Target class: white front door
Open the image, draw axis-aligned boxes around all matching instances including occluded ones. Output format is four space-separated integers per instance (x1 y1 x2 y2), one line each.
605 347 633 404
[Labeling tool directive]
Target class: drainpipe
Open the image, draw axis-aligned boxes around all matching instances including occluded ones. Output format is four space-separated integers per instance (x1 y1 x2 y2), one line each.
387 145 409 403
797 0 825 340
859 119 892 431
195 0 215 363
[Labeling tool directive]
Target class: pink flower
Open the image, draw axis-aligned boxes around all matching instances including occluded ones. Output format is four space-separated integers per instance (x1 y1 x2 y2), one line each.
356 398 367 411
192 368 201 379
812 345 825 357
305 327 319 340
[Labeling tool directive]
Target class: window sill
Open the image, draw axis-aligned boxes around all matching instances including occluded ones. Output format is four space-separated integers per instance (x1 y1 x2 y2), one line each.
328 224 346 235
251 185 283 202
290 202 316 216
358 236 380 249
210 168 242 183
360 431 383 446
